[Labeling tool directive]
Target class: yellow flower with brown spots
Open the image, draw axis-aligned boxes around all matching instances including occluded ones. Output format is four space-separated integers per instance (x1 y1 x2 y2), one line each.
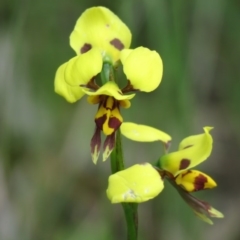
107 124 224 224
54 7 163 164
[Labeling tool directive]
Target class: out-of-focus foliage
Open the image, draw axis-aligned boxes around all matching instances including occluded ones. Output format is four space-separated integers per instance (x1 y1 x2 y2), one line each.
0 0 239 239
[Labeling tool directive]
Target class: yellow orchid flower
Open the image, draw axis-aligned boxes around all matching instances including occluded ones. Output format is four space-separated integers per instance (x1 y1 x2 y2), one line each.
121 125 216 192
54 7 163 164
107 163 164 203
55 7 132 104
109 124 223 224
159 127 217 192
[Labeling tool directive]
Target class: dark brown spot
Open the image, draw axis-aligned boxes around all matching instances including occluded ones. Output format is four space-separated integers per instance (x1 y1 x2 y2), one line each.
194 174 208 191
108 117 122 131
80 77 99 90
80 76 99 91
80 43 92 54
179 159 191 170
110 38 124 50
121 80 140 93
183 145 193 149
95 114 107 130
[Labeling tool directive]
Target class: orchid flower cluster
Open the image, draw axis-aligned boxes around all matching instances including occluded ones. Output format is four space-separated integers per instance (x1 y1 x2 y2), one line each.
54 6 223 225
108 124 223 224
55 6 162 164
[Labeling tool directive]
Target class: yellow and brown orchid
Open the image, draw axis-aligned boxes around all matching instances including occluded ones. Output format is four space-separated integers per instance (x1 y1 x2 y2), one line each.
54 7 163 164
107 123 224 224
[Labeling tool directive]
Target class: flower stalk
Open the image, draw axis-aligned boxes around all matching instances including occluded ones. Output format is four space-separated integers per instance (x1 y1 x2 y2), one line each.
110 130 138 240
54 6 224 239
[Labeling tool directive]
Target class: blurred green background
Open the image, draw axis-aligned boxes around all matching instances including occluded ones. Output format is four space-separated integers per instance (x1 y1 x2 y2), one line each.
0 0 239 239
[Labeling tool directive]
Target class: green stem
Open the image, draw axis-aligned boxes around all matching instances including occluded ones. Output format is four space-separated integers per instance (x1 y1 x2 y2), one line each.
110 130 125 173
121 203 138 240
110 130 138 240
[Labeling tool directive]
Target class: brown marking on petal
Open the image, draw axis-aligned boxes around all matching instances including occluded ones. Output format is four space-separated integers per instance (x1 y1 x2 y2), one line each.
80 43 92 54
106 24 110 28
183 145 193 149
179 159 191 170
95 114 107 130
194 174 208 191
121 80 140 93
103 132 116 156
80 77 99 90
110 38 124 50
102 96 118 110
90 128 101 154
181 170 192 178
108 117 122 131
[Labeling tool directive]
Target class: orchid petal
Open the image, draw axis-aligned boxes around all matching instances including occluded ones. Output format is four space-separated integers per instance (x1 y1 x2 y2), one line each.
159 127 213 176
70 7 132 63
120 47 163 92
54 62 85 103
82 81 135 100
65 48 102 86
121 122 171 144
175 170 217 192
107 163 164 203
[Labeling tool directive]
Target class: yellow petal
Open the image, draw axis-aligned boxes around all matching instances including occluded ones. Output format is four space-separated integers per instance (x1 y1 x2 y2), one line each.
120 49 132 63
70 7 132 63
54 62 85 103
120 47 163 92
159 127 213 176
120 122 171 144
87 95 101 104
175 170 217 192
179 127 213 151
119 99 131 108
82 81 135 100
65 48 102 86
107 163 164 203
